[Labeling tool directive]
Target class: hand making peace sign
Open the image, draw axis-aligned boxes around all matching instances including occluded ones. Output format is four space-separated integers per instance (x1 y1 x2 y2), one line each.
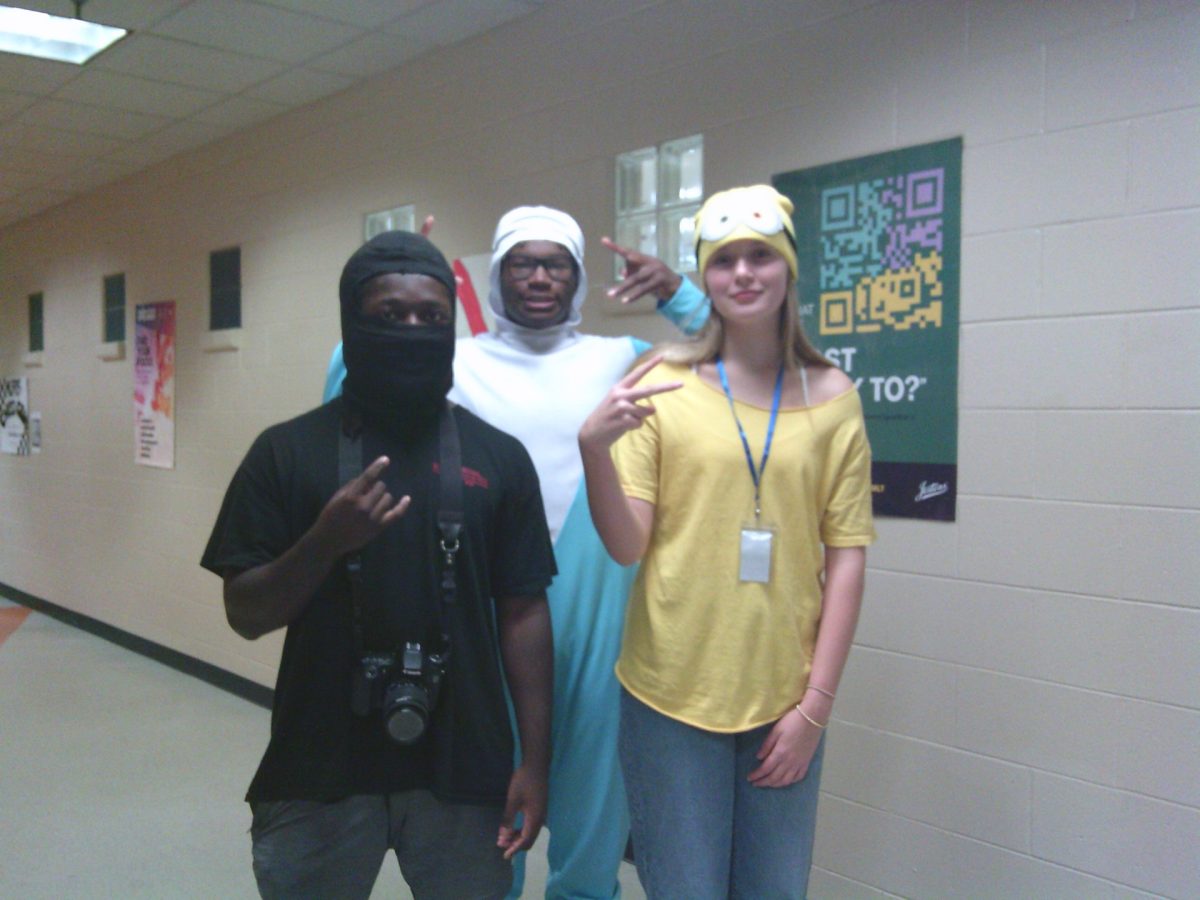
579 355 684 451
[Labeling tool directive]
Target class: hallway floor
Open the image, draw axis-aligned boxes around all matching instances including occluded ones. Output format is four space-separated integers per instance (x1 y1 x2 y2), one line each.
0 596 644 898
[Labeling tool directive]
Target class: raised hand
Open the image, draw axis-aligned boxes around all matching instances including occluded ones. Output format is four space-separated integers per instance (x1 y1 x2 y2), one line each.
313 456 411 557
579 355 683 451
602 236 684 305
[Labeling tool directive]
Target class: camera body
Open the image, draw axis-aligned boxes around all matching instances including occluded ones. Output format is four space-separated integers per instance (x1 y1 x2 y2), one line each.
351 641 447 745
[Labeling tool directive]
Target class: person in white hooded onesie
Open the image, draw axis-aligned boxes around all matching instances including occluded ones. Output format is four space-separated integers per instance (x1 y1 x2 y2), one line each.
323 207 706 899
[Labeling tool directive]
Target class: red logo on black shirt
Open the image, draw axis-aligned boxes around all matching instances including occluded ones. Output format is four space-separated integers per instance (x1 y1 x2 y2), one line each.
431 463 489 489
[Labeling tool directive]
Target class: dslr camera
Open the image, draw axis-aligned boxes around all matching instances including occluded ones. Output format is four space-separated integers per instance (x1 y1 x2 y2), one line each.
350 641 447 745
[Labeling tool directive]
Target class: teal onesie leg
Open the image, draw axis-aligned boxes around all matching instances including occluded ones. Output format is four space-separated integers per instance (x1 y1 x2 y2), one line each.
526 486 636 899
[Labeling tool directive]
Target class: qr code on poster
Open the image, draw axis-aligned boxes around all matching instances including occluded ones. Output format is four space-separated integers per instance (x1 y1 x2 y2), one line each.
817 169 945 336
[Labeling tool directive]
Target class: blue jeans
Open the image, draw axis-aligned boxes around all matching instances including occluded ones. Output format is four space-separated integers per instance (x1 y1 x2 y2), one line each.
619 689 825 899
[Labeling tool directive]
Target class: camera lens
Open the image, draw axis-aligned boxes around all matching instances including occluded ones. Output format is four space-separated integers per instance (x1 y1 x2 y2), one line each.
382 682 429 745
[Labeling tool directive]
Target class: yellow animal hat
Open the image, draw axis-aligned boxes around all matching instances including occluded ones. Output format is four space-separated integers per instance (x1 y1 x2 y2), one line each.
694 184 798 280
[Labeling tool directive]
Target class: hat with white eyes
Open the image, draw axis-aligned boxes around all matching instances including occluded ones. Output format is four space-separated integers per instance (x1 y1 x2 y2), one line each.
694 185 798 280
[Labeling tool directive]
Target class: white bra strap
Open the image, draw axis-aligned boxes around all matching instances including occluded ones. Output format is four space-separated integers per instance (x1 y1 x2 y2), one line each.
800 364 810 407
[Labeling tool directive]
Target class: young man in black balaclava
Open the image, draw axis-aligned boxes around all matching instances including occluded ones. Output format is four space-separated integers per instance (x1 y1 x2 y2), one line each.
202 231 555 899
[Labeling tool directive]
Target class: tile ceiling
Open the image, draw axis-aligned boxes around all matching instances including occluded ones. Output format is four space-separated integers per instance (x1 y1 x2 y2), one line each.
0 0 544 230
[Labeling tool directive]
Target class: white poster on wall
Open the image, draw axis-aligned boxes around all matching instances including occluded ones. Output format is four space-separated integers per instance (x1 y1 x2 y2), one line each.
1 376 31 455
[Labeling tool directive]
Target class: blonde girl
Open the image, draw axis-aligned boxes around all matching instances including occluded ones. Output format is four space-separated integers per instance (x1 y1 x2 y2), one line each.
579 185 875 898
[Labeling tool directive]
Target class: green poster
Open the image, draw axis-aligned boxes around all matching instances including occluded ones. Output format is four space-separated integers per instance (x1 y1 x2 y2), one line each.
774 138 961 520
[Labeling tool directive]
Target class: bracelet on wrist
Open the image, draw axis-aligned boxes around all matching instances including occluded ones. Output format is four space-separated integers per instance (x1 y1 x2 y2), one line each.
805 683 835 700
794 704 828 729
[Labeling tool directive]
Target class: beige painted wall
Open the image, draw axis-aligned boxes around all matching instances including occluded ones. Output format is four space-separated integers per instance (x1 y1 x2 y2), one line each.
1 1 1197 895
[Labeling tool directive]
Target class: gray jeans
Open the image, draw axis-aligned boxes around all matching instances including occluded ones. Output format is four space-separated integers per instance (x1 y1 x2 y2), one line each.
250 791 510 900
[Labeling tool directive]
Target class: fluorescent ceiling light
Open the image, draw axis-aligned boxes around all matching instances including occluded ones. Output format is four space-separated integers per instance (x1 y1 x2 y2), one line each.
0 4 128 65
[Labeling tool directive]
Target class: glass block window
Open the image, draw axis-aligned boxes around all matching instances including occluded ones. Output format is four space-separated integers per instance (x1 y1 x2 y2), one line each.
28 291 43 352
103 273 125 342
364 204 416 241
615 134 703 278
209 247 241 331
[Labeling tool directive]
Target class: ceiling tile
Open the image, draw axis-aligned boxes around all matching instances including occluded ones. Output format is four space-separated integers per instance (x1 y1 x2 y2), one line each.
4 0 190 30
383 0 539 47
191 94 290 131
257 0 436 29
0 0 546 229
0 90 37 119
0 204 27 228
0 122 125 157
56 157 142 193
0 52 80 96
0 166 50 195
245 66 355 106
308 30 428 78
93 33 286 93
150 0 364 64
19 98 170 140
4 184 74 216
0 145 55 172
55 69 222 118
103 119 231 167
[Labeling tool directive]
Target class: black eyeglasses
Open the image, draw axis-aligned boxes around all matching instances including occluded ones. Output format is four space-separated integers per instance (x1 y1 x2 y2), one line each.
505 254 575 282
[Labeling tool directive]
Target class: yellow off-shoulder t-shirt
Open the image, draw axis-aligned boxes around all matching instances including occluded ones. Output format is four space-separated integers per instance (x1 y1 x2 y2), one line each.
612 362 875 733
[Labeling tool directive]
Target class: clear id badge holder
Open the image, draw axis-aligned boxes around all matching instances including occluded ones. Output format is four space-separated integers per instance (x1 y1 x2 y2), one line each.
739 520 775 584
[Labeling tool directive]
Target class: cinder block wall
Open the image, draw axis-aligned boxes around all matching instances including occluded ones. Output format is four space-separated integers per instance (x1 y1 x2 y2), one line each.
1 2 1196 895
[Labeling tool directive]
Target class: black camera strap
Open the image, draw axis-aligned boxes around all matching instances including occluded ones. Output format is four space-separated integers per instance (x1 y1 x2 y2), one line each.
338 402 463 659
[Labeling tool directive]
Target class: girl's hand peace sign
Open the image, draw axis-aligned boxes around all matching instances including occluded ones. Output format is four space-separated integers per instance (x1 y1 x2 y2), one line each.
579 355 683 452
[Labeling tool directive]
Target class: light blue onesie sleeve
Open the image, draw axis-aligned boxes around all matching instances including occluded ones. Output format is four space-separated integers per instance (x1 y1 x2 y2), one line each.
630 275 710 354
322 342 345 403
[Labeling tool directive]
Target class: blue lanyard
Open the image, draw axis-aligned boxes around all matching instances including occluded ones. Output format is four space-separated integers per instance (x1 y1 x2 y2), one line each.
715 356 784 521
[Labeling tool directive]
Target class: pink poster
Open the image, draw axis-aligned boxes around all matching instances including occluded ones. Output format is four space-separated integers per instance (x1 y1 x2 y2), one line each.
133 301 175 469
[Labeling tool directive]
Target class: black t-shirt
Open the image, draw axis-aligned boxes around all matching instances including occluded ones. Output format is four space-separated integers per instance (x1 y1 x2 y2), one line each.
201 399 555 806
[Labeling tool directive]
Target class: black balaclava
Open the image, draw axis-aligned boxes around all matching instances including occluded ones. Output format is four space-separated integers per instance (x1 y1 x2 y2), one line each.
339 231 457 432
